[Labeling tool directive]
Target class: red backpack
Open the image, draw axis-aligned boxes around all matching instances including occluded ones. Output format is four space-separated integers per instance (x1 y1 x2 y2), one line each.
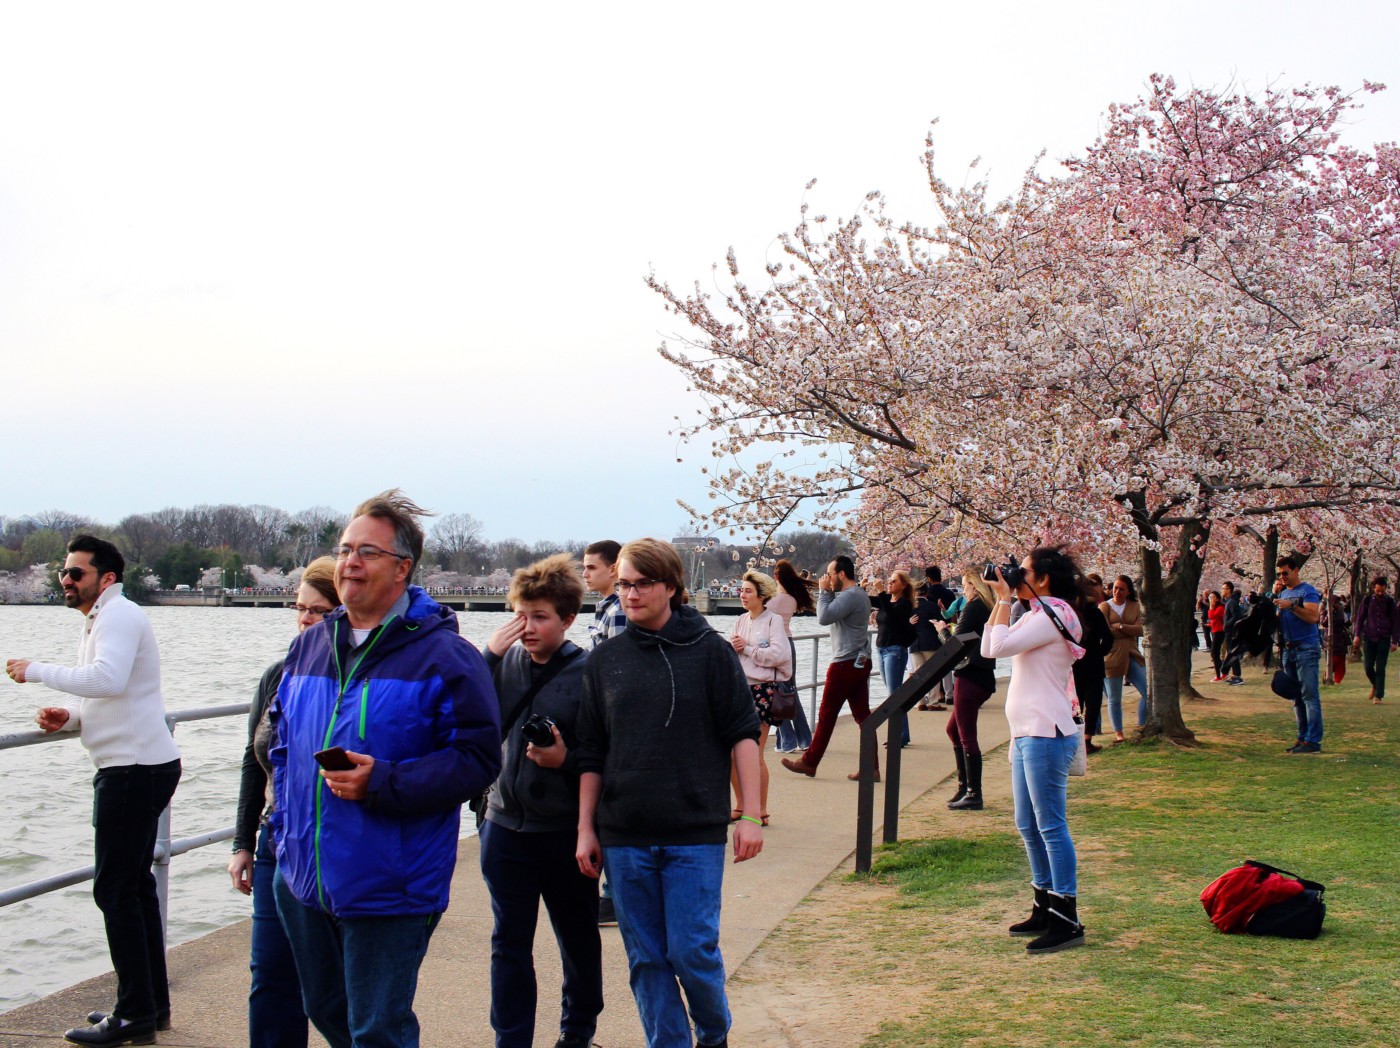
1200 860 1326 938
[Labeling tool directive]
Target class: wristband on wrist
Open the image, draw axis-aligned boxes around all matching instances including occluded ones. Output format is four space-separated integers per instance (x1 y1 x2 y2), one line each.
739 814 764 826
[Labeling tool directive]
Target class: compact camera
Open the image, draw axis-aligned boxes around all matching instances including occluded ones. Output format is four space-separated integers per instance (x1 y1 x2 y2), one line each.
521 714 558 748
982 559 1026 591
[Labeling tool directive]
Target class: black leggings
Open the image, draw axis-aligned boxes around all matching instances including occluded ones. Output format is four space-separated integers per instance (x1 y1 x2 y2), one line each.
1209 631 1225 675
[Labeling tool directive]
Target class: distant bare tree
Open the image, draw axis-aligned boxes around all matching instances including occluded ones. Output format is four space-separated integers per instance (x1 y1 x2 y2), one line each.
30 509 95 541
428 513 486 573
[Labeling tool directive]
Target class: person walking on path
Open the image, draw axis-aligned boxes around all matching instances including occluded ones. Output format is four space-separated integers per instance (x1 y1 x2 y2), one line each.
769 560 815 754
1273 555 1324 754
581 538 626 927
270 490 501 1048
481 554 602 1048
574 538 762 1048
1205 591 1227 680
7 535 183 1047
728 570 792 825
228 556 340 1048
1353 576 1399 704
911 566 957 710
1072 575 1115 755
781 555 875 781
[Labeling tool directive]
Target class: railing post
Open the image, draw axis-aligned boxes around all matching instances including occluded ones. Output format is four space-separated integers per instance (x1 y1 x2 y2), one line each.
883 709 904 843
808 634 820 725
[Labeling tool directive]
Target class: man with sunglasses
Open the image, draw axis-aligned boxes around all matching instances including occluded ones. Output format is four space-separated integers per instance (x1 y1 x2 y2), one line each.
268 490 500 1048
7 535 182 1046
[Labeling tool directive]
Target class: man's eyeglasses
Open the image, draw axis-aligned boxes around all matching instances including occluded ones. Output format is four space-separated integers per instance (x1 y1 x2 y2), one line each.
331 544 409 562
616 578 661 594
58 566 98 582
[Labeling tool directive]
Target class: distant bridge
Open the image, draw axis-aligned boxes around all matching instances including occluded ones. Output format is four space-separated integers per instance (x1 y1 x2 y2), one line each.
148 589 748 614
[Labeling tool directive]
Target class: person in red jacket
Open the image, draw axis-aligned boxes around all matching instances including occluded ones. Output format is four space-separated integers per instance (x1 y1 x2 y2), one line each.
1205 591 1227 681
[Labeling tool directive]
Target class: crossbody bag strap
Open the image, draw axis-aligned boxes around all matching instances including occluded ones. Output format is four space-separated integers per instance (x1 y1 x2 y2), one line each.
497 648 583 741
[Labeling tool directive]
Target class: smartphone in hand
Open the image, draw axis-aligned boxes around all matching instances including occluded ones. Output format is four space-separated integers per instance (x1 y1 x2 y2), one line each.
313 746 355 771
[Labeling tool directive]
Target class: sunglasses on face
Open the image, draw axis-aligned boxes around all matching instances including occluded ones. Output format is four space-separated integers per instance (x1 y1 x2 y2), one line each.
58 567 97 582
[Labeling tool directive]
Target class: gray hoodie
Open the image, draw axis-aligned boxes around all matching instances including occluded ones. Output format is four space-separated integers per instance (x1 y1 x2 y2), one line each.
819 585 872 662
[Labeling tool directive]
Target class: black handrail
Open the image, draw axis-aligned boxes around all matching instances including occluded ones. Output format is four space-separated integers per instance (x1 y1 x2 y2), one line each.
854 632 977 873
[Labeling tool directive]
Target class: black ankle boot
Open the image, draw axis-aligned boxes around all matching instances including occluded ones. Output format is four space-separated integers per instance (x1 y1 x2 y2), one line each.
947 747 967 805
1026 891 1085 953
1009 886 1050 936
948 751 983 809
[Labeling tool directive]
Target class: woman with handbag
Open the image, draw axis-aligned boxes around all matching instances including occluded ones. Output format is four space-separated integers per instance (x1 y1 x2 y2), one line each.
1101 575 1148 741
770 559 816 753
730 569 794 826
982 546 1087 955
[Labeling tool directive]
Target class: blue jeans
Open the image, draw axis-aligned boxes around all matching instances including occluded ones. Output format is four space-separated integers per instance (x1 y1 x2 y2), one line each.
273 869 439 1048
1104 658 1148 732
775 640 812 751
251 828 308 1048
1010 734 1078 896
1283 644 1324 744
603 844 729 1048
479 821 603 1048
879 644 911 745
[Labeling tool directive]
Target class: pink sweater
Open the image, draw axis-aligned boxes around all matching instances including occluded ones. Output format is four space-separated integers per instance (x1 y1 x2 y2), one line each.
732 608 794 684
981 602 1082 739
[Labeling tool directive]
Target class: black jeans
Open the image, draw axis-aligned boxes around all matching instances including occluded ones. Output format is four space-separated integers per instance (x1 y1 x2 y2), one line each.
92 759 182 1024
478 820 602 1047
1362 637 1391 698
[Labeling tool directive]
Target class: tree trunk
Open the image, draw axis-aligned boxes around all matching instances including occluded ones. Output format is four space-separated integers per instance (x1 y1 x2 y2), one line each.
1137 521 1201 744
1260 525 1279 593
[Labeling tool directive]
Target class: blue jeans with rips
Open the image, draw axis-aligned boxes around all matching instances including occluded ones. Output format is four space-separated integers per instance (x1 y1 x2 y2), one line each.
603 844 729 1048
1284 643 1324 744
775 639 813 752
878 644 911 745
1010 733 1079 896
250 828 308 1048
273 869 439 1048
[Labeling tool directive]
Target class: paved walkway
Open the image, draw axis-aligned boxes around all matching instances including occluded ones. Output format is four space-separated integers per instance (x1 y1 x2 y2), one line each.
0 701 1009 1048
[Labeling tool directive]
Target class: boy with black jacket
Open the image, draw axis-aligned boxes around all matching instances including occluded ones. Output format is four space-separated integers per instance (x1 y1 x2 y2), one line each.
482 554 602 1048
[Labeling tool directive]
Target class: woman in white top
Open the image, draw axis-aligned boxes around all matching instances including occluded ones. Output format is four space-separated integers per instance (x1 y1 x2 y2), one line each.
729 570 794 826
982 546 1087 955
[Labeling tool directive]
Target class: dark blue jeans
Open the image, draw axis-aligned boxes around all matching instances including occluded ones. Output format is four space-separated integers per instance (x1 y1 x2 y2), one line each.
478 820 602 1048
878 644 911 745
273 868 439 1048
1283 644 1324 744
1362 637 1391 698
604 844 729 1048
250 828 308 1048
92 759 181 1025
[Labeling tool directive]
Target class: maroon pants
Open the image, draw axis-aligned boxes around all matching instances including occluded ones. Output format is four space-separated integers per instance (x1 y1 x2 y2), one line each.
945 677 992 756
802 658 872 768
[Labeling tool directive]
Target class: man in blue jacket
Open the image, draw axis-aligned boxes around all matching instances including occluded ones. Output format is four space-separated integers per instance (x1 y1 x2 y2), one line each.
271 490 500 1048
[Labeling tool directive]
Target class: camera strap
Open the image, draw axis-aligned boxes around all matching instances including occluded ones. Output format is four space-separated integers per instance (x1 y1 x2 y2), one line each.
1032 596 1086 661
497 647 585 742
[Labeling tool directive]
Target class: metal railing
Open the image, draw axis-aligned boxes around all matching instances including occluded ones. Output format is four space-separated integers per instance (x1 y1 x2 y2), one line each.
0 703 250 922
853 632 976 873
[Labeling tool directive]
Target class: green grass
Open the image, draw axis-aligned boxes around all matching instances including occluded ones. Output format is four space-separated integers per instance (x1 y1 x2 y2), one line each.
852 677 1400 1047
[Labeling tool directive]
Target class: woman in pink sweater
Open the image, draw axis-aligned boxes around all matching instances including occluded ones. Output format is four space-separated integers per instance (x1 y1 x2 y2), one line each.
981 546 1087 955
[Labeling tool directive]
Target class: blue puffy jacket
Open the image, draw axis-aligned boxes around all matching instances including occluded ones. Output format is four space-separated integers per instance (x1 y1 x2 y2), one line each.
270 586 500 918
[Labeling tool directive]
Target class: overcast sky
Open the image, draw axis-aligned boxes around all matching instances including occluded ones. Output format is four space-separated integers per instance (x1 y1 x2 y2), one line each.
3 1 1397 543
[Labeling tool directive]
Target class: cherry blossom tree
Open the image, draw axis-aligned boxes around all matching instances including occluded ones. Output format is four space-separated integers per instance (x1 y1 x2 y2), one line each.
653 75 1400 743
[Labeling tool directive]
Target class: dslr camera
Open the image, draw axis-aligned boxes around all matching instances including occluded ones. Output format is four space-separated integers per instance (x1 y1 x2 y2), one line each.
521 714 558 748
982 558 1026 591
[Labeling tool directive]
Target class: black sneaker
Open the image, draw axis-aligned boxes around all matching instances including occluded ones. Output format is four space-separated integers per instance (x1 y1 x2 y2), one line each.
1227 677 1245 686
597 897 617 926
1295 742 1322 754
555 1035 595 1048
1285 741 1304 753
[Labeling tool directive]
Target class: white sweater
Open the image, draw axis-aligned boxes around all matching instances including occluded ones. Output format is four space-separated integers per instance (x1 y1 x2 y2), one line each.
28 584 182 769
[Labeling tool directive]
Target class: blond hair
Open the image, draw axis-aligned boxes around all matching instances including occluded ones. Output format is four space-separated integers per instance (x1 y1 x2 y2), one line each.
618 538 687 610
301 556 340 607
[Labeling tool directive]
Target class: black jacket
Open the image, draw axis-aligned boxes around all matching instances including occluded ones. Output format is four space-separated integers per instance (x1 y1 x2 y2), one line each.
1072 602 1116 709
576 604 759 847
483 641 588 833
